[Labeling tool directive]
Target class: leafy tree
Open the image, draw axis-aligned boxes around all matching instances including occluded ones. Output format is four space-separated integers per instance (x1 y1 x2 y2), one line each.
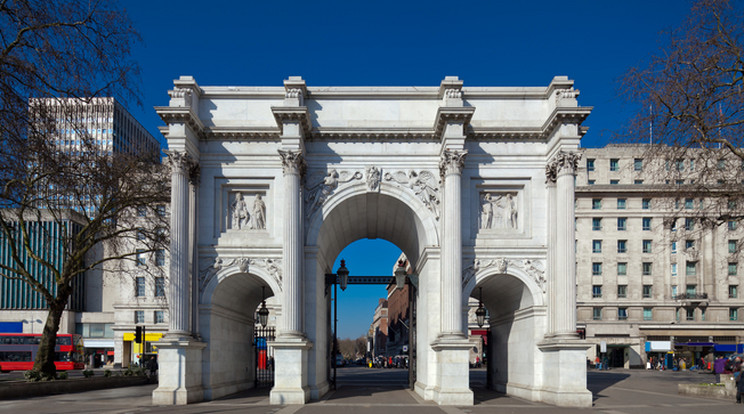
620 0 744 223
0 1 167 379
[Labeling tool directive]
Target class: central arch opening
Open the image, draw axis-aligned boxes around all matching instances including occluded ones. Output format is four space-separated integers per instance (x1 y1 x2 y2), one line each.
306 188 438 400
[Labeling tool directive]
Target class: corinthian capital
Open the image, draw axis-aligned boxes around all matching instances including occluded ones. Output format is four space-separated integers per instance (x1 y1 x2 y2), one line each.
545 151 581 183
278 149 306 176
166 151 195 175
439 149 467 179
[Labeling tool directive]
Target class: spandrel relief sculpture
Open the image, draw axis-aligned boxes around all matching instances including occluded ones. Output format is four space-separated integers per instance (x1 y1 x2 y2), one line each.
230 192 267 230
305 169 363 217
479 191 518 230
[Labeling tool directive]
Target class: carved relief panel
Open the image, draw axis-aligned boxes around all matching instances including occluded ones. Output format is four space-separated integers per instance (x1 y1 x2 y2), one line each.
229 191 267 231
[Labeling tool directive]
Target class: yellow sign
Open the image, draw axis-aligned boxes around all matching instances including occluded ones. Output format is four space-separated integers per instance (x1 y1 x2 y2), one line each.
123 332 163 342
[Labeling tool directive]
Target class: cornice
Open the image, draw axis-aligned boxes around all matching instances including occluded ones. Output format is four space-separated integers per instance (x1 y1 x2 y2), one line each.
270 106 312 136
308 127 435 141
541 106 593 138
155 106 205 136
433 106 476 140
203 126 281 140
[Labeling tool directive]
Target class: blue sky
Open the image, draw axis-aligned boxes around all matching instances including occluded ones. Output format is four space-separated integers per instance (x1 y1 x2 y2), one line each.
123 0 692 338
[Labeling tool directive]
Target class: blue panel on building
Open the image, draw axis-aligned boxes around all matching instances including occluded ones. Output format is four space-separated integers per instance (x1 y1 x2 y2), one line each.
715 344 737 352
0 321 23 333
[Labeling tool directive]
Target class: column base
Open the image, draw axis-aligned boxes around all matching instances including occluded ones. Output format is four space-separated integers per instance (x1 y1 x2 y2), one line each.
430 335 473 406
537 338 592 407
152 339 206 405
269 336 313 405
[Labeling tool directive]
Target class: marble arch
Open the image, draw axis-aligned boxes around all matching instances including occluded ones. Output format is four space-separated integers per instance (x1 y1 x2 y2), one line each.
152 75 593 407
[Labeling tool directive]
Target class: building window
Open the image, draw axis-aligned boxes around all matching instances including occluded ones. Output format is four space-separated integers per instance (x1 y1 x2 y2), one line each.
592 285 602 298
642 240 652 253
643 285 652 298
155 277 165 297
730 240 738 253
587 159 595 171
136 249 146 266
155 249 165 266
642 262 652 275
686 261 697 276
617 262 627 276
592 218 602 231
135 310 145 324
617 198 626 209
617 240 627 253
729 285 738 299
610 158 619 171
685 218 695 231
155 311 165 324
135 277 145 297
671 263 678 277
618 308 628 320
672 242 677 254
634 179 643 185
643 307 653 321
672 285 678 297
137 229 146 241
729 220 738 231
686 284 697 296
676 159 685 171
617 285 627 298
588 179 595 185
685 239 695 250
634 158 643 171
642 217 651 230
684 198 693 209
702 308 706 321
671 219 677 232
156 205 166 216
642 198 651 209
730 263 738 276
686 308 695 321
592 240 602 253
592 199 602 209
593 307 602 320
718 159 727 170
730 308 739 321
617 217 627 231
592 262 603 276
137 206 147 217
610 179 619 185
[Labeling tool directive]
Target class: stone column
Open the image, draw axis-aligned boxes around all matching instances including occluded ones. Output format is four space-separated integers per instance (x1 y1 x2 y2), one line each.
166 151 193 337
546 151 581 338
439 149 467 336
278 149 305 338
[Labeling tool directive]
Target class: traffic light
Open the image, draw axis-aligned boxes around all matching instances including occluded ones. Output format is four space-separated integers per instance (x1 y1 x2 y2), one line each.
135 326 142 343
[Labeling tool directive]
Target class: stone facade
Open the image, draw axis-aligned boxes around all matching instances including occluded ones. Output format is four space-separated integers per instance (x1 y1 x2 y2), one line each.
576 145 744 369
152 75 592 407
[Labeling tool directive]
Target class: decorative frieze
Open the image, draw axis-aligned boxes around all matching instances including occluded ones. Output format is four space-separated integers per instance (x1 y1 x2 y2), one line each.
199 257 283 294
462 258 546 293
479 191 519 230
383 170 440 219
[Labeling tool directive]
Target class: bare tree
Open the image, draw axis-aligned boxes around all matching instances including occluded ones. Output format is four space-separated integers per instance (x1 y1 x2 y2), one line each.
0 1 166 379
620 0 744 224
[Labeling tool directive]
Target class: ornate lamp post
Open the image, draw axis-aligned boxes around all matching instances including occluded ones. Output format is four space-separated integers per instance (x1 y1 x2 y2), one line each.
476 287 487 328
257 286 269 328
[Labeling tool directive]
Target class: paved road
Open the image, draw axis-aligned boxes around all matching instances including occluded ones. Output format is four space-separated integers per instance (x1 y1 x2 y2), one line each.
0 367 738 413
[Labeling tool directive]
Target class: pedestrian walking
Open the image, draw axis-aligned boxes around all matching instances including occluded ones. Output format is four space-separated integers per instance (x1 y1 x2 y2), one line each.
736 366 744 403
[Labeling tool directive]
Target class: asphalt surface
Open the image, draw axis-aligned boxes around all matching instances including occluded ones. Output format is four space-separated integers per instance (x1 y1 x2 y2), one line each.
0 367 739 413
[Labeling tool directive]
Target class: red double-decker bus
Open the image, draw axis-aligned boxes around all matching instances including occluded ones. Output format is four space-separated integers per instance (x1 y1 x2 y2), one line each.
0 333 84 372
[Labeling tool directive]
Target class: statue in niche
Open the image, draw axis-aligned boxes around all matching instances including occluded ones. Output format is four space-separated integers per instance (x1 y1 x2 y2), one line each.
480 192 518 230
231 192 250 229
251 194 266 230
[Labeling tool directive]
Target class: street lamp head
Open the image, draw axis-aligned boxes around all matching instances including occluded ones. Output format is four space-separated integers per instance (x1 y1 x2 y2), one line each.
257 301 269 327
394 259 407 290
338 259 349 291
475 304 487 328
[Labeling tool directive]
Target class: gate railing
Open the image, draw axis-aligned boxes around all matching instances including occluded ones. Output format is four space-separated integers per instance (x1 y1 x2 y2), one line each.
254 325 276 387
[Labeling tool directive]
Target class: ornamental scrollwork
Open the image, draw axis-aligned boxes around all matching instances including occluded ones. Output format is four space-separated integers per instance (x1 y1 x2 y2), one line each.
305 169 363 217
383 169 440 219
461 258 546 293
199 257 283 294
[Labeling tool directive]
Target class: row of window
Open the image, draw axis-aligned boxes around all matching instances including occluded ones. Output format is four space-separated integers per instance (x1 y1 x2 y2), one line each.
591 284 738 299
136 249 166 266
591 260 739 277
588 198 739 213
591 306 739 321
135 277 165 297
586 157 742 173
591 217 652 231
134 310 165 324
591 239 654 253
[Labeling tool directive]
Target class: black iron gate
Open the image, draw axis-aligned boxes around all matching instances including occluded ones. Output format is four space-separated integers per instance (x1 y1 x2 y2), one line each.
254 325 275 387
408 283 417 390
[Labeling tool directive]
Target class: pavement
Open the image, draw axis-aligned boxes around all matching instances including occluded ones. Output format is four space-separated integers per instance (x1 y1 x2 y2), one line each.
0 367 740 414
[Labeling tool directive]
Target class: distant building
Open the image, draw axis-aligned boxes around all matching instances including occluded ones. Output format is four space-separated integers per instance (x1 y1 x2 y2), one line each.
369 298 388 357
576 145 744 369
